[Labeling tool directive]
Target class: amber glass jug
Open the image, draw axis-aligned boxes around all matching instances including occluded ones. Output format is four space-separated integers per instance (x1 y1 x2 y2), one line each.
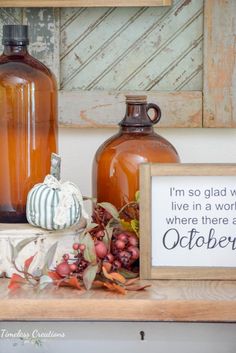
0 25 58 223
93 95 180 210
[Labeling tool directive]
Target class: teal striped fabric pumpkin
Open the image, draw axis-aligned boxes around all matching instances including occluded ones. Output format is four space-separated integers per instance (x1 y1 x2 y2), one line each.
26 175 84 230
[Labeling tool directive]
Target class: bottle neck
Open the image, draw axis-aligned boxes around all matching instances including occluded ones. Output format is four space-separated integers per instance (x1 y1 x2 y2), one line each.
126 103 147 120
119 102 154 132
3 44 28 56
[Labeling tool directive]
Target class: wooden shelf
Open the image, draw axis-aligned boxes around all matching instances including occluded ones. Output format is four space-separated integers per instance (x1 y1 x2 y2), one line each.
0 279 236 322
0 0 172 7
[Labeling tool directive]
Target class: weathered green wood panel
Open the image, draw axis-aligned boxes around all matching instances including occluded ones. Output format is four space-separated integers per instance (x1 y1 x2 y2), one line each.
59 90 202 128
0 2 204 128
23 8 60 84
0 8 60 83
203 0 236 127
60 0 203 91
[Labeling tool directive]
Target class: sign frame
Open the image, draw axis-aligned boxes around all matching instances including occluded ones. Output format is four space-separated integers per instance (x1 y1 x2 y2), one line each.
140 163 236 280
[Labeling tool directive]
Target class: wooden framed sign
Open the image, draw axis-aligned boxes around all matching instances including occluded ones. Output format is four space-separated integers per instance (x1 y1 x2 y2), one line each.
140 164 236 280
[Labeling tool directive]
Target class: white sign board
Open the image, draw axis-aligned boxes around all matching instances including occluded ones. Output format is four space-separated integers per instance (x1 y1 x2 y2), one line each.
140 164 236 280
152 176 236 268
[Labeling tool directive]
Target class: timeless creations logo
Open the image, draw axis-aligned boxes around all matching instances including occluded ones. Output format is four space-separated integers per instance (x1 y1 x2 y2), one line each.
0 328 65 339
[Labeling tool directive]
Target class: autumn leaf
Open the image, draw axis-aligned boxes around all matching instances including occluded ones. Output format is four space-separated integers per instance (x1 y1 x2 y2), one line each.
86 223 99 232
58 277 81 290
102 266 115 281
103 225 113 249
125 277 140 286
120 219 133 232
47 271 62 281
83 264 98 290
98 202 119 220
131 219 139 236
8 273 27 291
93 280 105 288
112 283 126 295
118 268 139 279
103 282 115 291
80 232 97 263
135 190 140 202
108 272 126 284
42 242 58 274
9 237 36 262
24 254 36 272
102 266 126 284
126 284 151 291
93 279 126 295
103 282 126 295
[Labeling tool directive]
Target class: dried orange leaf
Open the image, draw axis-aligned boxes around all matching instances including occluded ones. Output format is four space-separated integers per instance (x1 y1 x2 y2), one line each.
103 282 116 290
102 266 114 281
93 280 105 288
58 276 81 290
102 282 126 295
125 284 151 291
125 278 140 286
112 283 126 295
109 272 126 284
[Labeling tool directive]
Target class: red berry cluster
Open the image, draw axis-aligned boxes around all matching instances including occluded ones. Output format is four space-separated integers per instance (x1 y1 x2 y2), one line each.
56 243 88 279
93 230 139 272
91 205 113 228
55 203 140 278
110 231 139 270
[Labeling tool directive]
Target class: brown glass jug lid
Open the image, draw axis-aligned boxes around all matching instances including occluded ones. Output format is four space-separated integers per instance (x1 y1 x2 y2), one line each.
125 95 147 104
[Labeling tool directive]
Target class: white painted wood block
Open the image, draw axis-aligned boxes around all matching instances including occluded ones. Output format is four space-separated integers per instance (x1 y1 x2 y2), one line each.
0 221 86 278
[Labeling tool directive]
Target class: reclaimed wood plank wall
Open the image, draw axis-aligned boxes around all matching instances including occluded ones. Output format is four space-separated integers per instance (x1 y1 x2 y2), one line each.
0 0 173 6
0 1 234 128
203 0 236 128
60 1 203 91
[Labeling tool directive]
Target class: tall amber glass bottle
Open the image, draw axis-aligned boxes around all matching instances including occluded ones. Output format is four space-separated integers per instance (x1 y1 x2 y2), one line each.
93 95 180 210
0 25 58 223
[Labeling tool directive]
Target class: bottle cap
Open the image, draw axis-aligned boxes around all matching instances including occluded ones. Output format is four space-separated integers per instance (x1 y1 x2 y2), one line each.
2 25 29 45
125 95 147 104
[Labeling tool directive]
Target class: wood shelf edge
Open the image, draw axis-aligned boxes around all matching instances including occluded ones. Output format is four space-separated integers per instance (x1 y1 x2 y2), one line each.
0 298 236 322
0 279 236 322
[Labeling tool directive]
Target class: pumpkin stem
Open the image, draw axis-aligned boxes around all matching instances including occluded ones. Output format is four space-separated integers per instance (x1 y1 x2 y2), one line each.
50 153 61 180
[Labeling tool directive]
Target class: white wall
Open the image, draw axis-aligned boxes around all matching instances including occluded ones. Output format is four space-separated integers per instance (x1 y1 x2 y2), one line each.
59 127 236 197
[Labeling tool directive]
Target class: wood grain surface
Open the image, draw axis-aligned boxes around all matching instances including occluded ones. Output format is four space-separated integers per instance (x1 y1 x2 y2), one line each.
0 279 236 322
59 90 202 128
203 0 236 127
0 0 172 7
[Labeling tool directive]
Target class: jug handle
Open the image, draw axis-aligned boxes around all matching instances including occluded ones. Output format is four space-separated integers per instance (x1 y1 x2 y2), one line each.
147 103 161 124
